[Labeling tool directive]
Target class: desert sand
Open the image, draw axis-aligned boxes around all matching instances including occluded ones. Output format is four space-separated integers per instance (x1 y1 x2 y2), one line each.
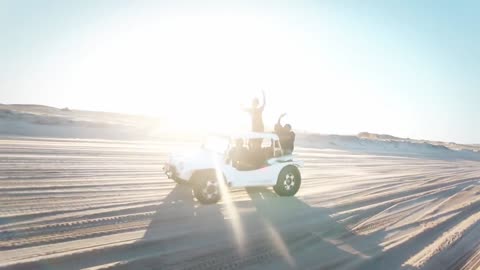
1 135 479 270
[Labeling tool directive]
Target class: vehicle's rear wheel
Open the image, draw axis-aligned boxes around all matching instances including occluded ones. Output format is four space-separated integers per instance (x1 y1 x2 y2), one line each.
273 165 301 196
192 171 221 204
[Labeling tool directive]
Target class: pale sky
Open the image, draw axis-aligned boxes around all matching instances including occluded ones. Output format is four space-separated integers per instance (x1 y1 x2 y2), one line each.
1 1 479 143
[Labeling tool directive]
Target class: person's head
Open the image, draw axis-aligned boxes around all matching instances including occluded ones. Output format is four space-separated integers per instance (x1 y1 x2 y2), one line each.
285 124 292 131
235 138 243 148
252 97 259 108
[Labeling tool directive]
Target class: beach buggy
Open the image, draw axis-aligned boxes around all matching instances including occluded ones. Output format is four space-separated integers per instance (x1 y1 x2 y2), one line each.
164 132 303 204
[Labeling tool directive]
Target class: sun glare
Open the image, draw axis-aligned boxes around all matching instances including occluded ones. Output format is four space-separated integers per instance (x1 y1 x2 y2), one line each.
59 14 285 133
41 9 382 135
213 153 246 255
48 12 330 133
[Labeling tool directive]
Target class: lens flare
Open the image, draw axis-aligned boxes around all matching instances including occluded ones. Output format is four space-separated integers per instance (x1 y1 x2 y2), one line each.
263 219 296 267
213 153 246 255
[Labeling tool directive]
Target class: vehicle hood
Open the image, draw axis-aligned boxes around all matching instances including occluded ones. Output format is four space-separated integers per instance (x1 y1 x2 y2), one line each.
168 148 223 170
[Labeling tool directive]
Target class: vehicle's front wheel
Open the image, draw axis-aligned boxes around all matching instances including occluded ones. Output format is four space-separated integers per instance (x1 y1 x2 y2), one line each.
192 171 221 204
273 165 301 196
172 176 185 185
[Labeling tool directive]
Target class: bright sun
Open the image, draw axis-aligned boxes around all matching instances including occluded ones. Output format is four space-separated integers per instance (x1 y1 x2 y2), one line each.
60 14 289 133
48 10 373 135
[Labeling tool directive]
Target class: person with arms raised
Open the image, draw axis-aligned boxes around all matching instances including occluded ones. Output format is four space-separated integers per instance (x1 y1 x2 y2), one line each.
243 90 266 132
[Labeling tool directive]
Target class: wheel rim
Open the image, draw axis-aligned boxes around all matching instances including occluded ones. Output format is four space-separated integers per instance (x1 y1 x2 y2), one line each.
283 172 296 191
202 179 219 199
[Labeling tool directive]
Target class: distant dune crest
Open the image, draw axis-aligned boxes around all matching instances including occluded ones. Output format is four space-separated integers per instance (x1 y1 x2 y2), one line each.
0 104 479 159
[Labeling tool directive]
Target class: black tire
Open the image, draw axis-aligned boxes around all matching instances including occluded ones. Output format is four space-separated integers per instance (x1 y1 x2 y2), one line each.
273 165 301 196
172 177 186 185
192 171 221 204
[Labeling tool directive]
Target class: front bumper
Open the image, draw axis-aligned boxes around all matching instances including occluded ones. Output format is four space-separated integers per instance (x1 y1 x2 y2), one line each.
164 163 192 182
163 163 176 179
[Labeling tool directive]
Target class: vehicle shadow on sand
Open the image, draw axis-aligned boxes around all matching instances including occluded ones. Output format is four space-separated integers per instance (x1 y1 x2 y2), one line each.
116 185 382 270
241 187 378 269
5 184 430 270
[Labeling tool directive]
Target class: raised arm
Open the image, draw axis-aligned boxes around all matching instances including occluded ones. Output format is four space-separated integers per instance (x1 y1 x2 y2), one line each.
277 113 286 125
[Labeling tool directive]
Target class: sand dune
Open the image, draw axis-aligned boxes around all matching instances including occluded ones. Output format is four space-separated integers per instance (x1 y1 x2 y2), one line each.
1 137 479 270
2 104 478 157
0 104 164 140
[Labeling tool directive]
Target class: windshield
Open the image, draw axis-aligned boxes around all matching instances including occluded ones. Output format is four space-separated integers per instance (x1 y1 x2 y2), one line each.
203 136 230 154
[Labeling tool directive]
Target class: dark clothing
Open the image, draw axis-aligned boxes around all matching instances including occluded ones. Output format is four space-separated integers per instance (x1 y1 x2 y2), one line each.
275 125 295 154
282 131 295 154
248 107 264 132
230 147 265 170
228 147 248 169
274 123 284 134
245 148 267 169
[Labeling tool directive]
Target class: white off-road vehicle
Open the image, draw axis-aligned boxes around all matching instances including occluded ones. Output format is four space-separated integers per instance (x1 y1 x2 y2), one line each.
164 132 303 204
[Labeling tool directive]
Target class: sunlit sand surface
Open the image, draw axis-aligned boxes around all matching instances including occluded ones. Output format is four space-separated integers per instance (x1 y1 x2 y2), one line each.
1 137 479 269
